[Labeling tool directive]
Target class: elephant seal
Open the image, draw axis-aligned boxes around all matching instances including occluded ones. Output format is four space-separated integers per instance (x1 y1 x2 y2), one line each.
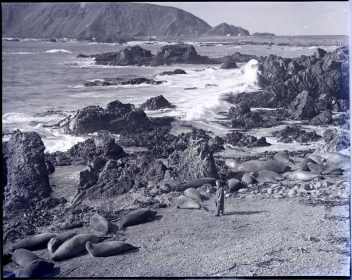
90 214 111 235
184 188 206 202
284 171 323 182
17 259 55 278
86 241 138 257
119 208 157 231
308 155 325 165
321 152 350 165
170 196 202 210
307 162 322 174
252 170 284 183
182 177 217 189
227 178 244 192
234 159 290 174
301 158 318 171
47 231 77 254
51 234 101 261
12 233 57 251
12 249 39 267
273 152 293 165
241 173 255 184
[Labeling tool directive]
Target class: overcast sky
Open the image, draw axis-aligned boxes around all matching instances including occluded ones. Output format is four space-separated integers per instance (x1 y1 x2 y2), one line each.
147 2 350 35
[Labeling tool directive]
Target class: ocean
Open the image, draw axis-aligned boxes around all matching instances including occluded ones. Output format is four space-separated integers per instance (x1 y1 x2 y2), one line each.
2 36 345 154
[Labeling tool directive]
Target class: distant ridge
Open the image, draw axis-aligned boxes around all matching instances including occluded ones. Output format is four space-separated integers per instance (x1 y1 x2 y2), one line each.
204 23 250 36
2 2 212 41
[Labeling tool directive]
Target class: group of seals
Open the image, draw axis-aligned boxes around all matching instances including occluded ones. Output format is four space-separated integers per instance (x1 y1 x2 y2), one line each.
12 233 57 251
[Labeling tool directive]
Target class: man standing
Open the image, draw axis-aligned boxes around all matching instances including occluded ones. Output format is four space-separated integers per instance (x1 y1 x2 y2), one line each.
215 180 225 216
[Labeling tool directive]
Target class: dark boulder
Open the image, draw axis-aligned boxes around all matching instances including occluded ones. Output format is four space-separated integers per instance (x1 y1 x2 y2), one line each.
58 103 152 135
45 160 55 174
106 100 135 115
94 45 153 66
84 77 163 87
309 111 332 126
231 111 265 129
151 44 219 66
228 103 251 118
229 52 260 63
67 134 126 161
226 91 278 108
290 90 317 119
220 56 238 69
159 69 187 76
120 77 163 85
314 48 327 58
140 95 174 111
167 140 219 183
5 131 51 214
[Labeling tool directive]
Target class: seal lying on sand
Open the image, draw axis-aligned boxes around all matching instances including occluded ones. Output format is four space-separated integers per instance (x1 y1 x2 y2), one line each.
284 171 323 182
119 208 157 231
90 214 111 235
184 188 207 202
51 234 101 261
12 249 39 267
17 259 55 278
169 195 202 210
251 170 284 183
12 233 57 251
47 232 77 254
232 159 290 174
86 241 138 257
273 152 293 165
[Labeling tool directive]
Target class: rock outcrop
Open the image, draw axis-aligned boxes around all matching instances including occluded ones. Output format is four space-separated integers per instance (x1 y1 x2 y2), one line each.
5 130 51 201
84 77 163 87
140 95 174 111
57 100 152 135
220 56 238 69
158 69 187 76
225 131 270 147
272 126 321 143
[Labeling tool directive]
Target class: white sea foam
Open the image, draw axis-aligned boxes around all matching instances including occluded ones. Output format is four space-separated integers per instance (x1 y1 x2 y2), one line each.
8 51 36 55
151 59 261 123
45 49 72 54
43 133 86 153
2 112 63 124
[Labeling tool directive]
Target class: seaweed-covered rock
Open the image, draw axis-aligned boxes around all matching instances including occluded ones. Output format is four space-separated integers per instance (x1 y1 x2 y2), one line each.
225 131 270 147
272 125 321 143
309 111 332 126
140 95 174 111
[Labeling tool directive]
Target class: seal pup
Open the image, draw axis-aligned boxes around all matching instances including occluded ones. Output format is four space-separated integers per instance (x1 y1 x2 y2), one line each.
12 249 39 267
17 259 55 278
12 233 57 251
51 234 101 261
90 214 111 235
169 196 202 210
47 231 77 254
86 241 138 257
119 208 157 231
184 188 206 202
284 171 323 182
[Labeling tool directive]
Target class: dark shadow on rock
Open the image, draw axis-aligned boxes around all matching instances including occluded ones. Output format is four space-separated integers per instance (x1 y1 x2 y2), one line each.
224 210 267 216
